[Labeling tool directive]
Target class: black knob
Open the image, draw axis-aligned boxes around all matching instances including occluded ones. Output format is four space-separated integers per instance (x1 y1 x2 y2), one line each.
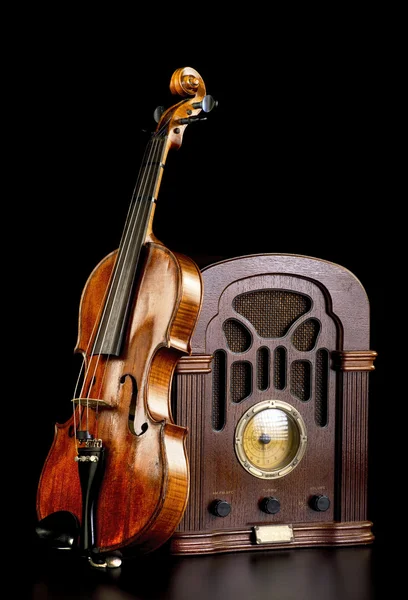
310 495 331 512
260 497 281 515
210 499 231 517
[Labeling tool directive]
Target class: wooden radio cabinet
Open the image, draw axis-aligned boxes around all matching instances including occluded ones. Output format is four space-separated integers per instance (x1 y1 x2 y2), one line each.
170 253 377 555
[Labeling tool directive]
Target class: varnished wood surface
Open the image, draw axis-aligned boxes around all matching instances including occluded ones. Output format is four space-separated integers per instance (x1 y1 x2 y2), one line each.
192 254 371 354
30 540 394 600
36 241 203 555
171 521 374 555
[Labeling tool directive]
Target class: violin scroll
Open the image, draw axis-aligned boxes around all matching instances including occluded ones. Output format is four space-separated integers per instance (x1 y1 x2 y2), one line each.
157 67 217 150
169 67 203 97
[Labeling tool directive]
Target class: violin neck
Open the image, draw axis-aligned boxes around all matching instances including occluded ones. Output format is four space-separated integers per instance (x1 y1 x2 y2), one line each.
92 135 168 356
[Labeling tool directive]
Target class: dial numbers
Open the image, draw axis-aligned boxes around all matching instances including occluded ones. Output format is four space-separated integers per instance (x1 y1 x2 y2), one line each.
243 409 298 470
235 400 307 479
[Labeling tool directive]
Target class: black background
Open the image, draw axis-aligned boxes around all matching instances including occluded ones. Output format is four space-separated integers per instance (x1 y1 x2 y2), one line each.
21 23 397 575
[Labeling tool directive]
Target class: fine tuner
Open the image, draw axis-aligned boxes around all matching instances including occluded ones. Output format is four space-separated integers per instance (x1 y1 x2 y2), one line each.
153 94 218 124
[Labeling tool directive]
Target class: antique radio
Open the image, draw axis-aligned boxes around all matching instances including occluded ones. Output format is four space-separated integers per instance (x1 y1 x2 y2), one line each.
170 253 377 555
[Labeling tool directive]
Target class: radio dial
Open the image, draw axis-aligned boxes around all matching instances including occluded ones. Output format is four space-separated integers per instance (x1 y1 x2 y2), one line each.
234 400 307 479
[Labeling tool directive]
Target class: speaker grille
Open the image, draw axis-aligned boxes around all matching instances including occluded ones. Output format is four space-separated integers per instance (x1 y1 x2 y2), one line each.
233 290 311 337
315 349 329 426
257 347 269 390
231 361 252 403
292 318 320 351
274 346 287 390
212 350 226 430
290 360 311 401
223 319 251 352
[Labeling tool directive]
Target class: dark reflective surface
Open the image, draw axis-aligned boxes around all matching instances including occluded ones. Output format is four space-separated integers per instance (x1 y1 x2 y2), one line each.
30 540 394 600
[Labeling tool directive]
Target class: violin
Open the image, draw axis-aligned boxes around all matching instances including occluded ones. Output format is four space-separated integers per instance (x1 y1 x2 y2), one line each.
36 67 216 568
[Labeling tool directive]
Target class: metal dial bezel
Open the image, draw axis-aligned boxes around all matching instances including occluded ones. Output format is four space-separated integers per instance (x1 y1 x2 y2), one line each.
234 399 307 479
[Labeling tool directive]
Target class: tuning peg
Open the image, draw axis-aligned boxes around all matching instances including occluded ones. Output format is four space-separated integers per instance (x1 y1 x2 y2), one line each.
192 95 218 113
153 105 164 123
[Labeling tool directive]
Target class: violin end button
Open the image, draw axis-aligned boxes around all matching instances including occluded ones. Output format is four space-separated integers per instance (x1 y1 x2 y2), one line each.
106 556 122 569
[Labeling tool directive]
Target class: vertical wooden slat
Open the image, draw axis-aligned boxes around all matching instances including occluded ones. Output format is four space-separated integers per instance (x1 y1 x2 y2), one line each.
340 371 370 521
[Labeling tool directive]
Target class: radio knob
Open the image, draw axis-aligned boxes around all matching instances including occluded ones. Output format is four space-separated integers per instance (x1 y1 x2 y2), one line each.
260 496 281 514
310 494 331 512
210 499 231 517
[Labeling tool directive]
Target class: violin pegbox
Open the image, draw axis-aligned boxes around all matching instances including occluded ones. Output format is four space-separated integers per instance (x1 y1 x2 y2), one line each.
155 67 217 149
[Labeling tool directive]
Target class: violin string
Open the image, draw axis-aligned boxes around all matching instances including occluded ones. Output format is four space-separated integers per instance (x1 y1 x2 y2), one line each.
90 135 164 436
72 136 159 440
72 118 170 443
71 136 155 424
75 137 158 429
89 117 171 372
90 135 164 419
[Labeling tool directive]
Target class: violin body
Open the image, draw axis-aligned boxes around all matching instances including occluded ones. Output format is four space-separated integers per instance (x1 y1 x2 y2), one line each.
37 239 202 553
36 67 214 560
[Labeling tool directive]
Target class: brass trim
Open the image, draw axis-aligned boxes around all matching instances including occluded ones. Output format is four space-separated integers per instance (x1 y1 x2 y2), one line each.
332 350 378 371
234 400 307 479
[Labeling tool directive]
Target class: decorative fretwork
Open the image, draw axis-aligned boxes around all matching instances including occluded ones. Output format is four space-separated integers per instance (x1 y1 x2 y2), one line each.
292 318 320 351
213 290 329 423
231 361 252 403
290 360 311 402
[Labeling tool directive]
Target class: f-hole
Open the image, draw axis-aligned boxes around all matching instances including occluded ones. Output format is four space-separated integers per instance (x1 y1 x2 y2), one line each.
124 374 148 436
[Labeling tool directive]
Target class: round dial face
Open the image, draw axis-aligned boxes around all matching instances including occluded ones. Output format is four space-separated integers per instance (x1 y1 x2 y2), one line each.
235 400 307 479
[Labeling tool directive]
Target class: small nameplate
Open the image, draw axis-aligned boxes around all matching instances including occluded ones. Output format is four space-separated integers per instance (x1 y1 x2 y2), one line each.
254 524 294 544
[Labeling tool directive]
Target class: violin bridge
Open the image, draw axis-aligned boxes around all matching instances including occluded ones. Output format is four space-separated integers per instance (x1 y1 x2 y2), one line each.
71 398 113 409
